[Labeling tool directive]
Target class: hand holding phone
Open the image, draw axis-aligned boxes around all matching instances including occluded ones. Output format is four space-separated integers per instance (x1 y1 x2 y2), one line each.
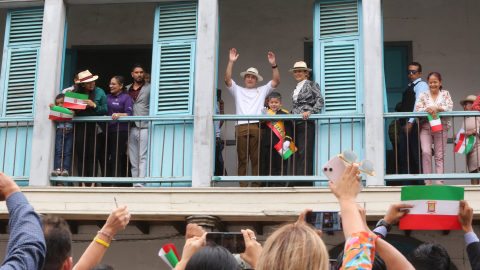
305 211 342 231
322 156 364 193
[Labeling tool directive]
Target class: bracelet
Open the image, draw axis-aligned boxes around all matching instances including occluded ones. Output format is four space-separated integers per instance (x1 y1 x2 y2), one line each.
94 237 110 248
98 230 116 241
374 234 381 244
271 64 278 69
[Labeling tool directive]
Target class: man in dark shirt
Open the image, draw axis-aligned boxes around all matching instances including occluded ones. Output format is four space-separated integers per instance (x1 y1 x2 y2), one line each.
126 64 150 187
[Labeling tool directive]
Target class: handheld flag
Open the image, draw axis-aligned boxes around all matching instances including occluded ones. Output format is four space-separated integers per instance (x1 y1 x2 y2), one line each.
64 91 88 110
49 106 73 121
273 141 296 160
454 129 476 155
399 186 464 230
158 243 180 268
427 113 443 132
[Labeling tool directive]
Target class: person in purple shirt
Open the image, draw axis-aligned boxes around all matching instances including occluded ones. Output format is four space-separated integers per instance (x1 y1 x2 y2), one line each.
107 76 133 181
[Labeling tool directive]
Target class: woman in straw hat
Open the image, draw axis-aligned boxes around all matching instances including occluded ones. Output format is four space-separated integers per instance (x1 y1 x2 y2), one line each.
289 62 324 178
453 95 480 185
72 70 108 187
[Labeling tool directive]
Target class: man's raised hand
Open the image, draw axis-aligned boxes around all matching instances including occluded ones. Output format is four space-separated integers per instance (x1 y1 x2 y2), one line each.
0 172 20 201
459 200 474 234
230 48 239 62
268 52 276 66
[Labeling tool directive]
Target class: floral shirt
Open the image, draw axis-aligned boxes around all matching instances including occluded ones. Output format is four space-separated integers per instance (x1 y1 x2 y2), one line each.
415 90 453 130
341 231 376 270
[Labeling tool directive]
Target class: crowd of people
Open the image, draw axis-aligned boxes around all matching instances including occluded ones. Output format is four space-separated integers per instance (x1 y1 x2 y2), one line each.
50 64 151 187
0 163 479 269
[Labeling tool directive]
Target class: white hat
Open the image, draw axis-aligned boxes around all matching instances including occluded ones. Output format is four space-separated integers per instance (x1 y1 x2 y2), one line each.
240 67 263 82
289 61 312 72
75 70 98 83
460 95 477 106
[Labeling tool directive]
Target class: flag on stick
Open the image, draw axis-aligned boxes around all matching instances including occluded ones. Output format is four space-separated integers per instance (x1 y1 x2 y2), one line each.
63 91 88 110
454 129 476 155
428 113 443 132
273 141 297 160
399 186 464 230
49 106 73 121
158 244 180 268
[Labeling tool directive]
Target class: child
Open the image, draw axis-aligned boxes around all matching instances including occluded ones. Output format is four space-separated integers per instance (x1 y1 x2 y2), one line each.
262 92 293 186
49 94 74 177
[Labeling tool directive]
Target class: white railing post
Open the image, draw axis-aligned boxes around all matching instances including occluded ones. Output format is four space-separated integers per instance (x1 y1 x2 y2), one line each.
29 0 66 186
363 0 385 186
192 0 218 187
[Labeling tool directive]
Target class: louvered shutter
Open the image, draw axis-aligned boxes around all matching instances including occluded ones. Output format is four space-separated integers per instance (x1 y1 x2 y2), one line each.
321 41 358 113
152 3 197 115
319 1 359 39
1 8 43 117
315 0 361 113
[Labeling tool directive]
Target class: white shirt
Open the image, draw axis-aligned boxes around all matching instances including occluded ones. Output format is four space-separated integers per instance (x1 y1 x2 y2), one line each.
61 85 74 94
293 79 307 102
227 79 276 125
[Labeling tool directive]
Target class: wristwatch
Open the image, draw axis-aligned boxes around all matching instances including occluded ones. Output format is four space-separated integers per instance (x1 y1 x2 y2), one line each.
376 219 392 232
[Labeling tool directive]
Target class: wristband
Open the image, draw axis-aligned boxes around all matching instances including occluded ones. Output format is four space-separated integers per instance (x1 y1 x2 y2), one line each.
94 237 110 248
272 64 278 69
98 230 116 241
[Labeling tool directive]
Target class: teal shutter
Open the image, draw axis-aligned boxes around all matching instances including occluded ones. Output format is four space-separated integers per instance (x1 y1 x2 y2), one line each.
314 0 362 114
152 3 197 115
0 8 43 117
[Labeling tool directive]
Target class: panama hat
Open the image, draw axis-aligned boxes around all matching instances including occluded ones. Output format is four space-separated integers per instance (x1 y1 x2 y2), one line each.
75 70 98 83
289 61 312 72
460 95 477 106
240 67 263 82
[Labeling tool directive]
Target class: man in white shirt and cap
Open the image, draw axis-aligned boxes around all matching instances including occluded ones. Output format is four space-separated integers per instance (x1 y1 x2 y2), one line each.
224 48 280 187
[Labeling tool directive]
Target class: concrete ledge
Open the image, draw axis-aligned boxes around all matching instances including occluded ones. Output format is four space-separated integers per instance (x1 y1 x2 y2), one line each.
0 186 478 222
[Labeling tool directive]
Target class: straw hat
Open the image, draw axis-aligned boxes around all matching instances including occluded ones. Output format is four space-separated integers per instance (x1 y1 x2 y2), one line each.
240 67 263 82
460 95 477 106
75 70 98 83
289 61 312 72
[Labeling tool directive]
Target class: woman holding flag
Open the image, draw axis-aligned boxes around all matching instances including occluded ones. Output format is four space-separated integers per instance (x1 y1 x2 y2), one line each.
415 72 453 185
453 95 480 185
70 70 108 186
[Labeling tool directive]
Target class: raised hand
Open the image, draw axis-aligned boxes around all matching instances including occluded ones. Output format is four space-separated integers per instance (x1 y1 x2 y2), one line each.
384 203 413 225
458 200 474 234
328 163 360 202
240 229 262 268
229 48 239 62
268 52 276 66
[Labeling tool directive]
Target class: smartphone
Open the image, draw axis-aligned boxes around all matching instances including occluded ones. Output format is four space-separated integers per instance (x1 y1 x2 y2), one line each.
305 211 343 231
322 156 364 193
216 89 222 101
206 232 246 253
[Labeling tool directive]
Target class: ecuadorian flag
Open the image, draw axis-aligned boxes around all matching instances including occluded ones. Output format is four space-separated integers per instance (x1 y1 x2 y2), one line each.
400 186 464 230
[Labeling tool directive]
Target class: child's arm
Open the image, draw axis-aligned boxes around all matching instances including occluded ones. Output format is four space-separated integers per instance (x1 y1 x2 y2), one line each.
49 103 54 108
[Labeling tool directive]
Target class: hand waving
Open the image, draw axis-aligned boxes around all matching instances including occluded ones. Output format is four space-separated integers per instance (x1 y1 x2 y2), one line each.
229 48 239 62
268 52 276 66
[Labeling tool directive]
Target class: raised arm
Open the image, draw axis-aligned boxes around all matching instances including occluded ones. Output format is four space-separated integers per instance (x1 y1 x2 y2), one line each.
0 172 46 270
72 206 130 270
225 48 239 88
268 52 280 88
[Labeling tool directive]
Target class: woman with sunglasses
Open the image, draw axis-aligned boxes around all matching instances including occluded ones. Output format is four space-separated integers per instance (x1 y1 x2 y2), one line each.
415 72 453 185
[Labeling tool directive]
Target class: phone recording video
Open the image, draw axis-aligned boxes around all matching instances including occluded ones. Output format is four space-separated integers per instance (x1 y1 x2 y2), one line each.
305 211 342 231
206 232 246 253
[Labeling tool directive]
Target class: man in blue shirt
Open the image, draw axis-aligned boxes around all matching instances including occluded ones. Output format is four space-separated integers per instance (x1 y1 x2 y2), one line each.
399 62 429 185
0 172 46 269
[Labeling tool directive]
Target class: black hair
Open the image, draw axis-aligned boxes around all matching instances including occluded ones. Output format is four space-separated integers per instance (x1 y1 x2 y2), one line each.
55 94 65 101
112 76 128 94
73 70 82 80
409 62 422 72
41 215 72 270
131 63 145 72
268 92 282 102
73 78 96 107
89 265 114 270
334 250 386 270
185 244 240 270
408 242 450 270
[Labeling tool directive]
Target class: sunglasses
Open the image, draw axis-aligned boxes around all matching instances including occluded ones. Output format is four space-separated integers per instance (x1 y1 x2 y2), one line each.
337 150 375 176
407 70 419 74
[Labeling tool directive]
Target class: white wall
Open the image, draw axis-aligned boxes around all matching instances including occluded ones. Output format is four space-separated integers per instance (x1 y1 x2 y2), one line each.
65 3 155 47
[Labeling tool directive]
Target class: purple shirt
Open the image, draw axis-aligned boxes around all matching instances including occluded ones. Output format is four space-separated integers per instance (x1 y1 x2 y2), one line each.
107 92 133 133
